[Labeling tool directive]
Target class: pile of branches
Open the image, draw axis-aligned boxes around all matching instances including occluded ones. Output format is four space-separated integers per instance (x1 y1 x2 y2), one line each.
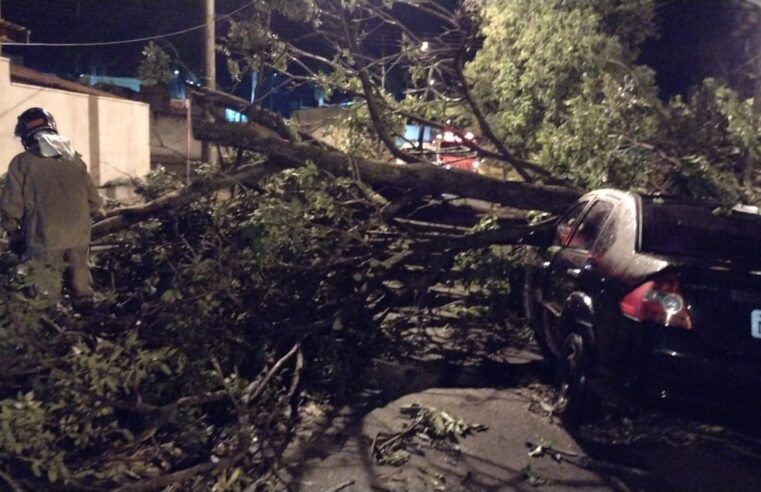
0 4 581 484
0 1 599 487
0 147 554 490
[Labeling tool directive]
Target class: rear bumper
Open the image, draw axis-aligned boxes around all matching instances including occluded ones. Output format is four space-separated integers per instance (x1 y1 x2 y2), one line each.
629 326 761 401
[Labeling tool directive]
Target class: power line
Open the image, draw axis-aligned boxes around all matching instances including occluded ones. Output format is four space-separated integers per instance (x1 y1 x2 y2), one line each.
2 0 256 47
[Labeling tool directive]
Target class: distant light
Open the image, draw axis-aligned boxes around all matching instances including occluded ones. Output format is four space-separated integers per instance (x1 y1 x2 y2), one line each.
173 69 180 75
428 79 435 86
421 41 430 52
464 132 474 140
473 160 481 169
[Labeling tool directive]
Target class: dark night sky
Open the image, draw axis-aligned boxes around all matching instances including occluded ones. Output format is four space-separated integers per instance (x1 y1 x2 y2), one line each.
0 0 755 99
640 0 748 98
1 0 251 76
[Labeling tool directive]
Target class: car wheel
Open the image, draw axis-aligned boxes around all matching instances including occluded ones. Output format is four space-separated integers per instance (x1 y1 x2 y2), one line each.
553 331 595 425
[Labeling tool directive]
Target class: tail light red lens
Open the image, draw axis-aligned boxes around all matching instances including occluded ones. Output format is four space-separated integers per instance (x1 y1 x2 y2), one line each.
619 276 692 330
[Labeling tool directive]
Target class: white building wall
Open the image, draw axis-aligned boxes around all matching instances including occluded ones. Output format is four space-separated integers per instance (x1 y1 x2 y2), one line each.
96 97 151 185
0 56 150 185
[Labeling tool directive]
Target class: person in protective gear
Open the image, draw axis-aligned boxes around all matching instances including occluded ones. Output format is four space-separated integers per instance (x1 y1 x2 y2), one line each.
1 107 103 312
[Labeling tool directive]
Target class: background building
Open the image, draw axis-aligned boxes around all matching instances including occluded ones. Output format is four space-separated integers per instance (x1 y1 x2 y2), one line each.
0 56 150 186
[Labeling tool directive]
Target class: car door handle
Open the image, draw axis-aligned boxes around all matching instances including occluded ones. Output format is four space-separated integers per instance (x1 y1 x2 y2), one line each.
566 268 582 278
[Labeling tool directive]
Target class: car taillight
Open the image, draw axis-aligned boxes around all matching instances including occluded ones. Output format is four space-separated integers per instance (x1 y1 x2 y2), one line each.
619 276 692 330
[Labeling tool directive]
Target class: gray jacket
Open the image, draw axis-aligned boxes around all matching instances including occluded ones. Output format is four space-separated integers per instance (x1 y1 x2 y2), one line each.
1 149 102 255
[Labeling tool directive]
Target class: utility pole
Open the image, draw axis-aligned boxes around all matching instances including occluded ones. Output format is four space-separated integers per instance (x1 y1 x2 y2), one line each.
201 0 217 166
204 0 216 91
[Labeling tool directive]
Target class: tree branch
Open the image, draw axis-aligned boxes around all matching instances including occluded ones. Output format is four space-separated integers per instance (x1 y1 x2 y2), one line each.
190 87 301 143
389 106 579 188
93 161 288 239
453 51 533 182
338 7 423 165
192 120 581 213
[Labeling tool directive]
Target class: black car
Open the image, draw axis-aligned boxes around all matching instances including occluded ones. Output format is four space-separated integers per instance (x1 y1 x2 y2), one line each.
524 189 761 421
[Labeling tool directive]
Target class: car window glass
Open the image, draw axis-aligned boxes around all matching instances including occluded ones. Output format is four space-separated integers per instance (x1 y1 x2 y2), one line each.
554 202 588 246
642 201 761 260
567 201 614 251
593 212 617 253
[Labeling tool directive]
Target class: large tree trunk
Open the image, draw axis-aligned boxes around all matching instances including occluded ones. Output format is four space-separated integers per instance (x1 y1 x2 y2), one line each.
93 120 580 240
192 120 581 213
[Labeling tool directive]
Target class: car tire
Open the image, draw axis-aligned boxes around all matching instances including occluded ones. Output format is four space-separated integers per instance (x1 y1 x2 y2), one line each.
553 331 596 425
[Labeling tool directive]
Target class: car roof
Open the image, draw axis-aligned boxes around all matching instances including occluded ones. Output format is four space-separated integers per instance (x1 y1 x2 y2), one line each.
583 189 720 208
581 190 761 226
580 189 635 202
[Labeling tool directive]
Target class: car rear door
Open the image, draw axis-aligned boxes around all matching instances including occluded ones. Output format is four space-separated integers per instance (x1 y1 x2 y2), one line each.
542 199 615 346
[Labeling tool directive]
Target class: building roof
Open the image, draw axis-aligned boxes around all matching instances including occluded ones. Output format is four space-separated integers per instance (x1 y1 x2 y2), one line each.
10 63 125 99
0 18 28 43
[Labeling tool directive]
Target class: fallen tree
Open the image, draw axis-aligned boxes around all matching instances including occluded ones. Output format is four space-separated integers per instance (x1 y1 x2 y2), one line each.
92 117 580 241
4 0 757 490
4 84 566 488
191 120 581 213
2 156 543 490
92 115 579 246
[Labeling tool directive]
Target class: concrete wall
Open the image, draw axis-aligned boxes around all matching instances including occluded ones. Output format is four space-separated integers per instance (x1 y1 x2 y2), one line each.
95 97 150 184
291 106 350 150
150 111 202 165
0 56 150 185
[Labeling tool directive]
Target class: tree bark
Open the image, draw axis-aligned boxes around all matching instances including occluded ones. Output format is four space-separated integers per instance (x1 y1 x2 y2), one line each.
92 120 580 240
92 161 288 239
192 120 582 213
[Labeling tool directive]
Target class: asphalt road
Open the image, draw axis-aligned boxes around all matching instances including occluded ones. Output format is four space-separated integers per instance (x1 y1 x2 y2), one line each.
282 353 761 491
287 387 626 491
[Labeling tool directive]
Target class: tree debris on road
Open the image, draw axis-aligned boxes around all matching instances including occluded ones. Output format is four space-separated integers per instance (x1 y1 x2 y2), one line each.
372 402 488 466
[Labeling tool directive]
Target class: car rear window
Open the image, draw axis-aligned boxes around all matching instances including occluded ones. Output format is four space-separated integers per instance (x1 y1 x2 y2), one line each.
641 201 761 261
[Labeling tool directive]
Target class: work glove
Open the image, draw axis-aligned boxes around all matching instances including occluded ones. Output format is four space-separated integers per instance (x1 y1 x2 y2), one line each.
7 230 24 256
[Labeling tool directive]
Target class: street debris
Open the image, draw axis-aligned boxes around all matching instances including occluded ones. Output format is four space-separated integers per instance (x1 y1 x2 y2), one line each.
526 439 578 462
371 402 488 466
520 465 548 487
526 438 649 479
